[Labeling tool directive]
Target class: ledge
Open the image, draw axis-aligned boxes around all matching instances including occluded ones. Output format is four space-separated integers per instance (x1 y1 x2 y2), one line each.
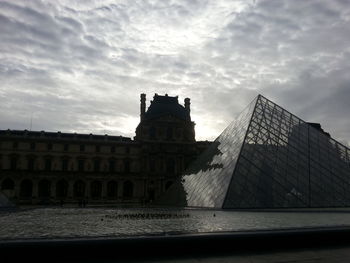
1 226 350 261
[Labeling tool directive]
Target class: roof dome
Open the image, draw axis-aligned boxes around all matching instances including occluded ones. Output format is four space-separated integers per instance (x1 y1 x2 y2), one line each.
144 94 190 121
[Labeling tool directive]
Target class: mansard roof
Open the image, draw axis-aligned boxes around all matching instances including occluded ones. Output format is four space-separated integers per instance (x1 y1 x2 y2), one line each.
144 94 190 121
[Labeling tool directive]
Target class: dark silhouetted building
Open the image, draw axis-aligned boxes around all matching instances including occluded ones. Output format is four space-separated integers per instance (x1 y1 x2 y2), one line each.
0 94 210 206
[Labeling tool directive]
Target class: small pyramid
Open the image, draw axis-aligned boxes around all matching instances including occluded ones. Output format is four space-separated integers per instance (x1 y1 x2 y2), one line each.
161 94 350 208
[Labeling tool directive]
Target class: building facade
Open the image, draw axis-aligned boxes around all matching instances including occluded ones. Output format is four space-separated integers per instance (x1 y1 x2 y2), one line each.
0 94 210 206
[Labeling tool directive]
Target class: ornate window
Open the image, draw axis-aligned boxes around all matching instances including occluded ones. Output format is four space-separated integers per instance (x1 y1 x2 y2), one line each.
107 181 118 199
124 159 130 173
90 181 102 199
1 178 14 190
166 127 173 140
27 156 36 171
20 179 33 199
93 159 100 172
45 158 52 171
30 142 35 150
123 180 133 198
149 158 156 172
73 180 85 198
109 159 116 173
110 146 116 153
10 155 18 170
149 126 156 139
80 145 85 152
47 143 53 151
166 158 175 174
56 180 68 198
38 179 51 198
62 158 69 171
78 159 85 172
13 141 18 149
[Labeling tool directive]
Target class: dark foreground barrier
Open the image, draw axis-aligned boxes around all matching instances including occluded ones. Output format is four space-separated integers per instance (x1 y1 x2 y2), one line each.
2 226 350 262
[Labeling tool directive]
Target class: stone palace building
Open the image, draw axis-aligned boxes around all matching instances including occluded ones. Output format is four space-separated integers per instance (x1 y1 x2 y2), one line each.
0 94 211 206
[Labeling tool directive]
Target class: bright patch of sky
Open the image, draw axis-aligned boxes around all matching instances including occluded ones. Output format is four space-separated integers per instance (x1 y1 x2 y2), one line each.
0 0 349 146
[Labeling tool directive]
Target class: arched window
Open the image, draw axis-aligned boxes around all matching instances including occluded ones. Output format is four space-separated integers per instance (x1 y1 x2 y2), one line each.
47 143 53 151
61 158 69 171
38 179 51 198
12 141 18 149
74 180 85 198
27 156 36 171
166 127 173 140
184 129 193 141
10 155 18 170
20 179 33 199
78 159 85 172
1 178 14 190
131 160 139 173
90 181 102 199
166 158 176 174
30 142 35 150
149 158 156 172
107 181 118 199
45 158 52 171
109 159 116 173
123 180 133 198
148 189 155 202
110 146 116 153
149 126 156 139
93 159 100 172
56 180 68 198
124 159 130 173
80 144 85 152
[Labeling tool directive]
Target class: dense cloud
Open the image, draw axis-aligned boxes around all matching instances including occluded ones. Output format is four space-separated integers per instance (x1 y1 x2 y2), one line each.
0 0 349 145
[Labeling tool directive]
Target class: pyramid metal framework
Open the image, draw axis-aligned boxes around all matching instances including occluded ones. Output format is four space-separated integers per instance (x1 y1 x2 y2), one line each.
177 94 350 208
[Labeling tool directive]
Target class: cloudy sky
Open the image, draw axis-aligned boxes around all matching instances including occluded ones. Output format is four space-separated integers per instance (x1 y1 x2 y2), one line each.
1 0 349 145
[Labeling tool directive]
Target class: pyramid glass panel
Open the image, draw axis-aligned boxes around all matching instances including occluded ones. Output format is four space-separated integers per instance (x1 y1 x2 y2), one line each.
180 97 258 207
163 94 350 208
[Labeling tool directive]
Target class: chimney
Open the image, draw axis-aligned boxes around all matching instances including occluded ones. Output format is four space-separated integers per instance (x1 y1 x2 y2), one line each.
140 93 146 121
184 98 190 115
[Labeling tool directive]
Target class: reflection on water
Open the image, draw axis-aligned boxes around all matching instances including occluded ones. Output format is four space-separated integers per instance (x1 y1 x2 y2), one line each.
1 207 350 240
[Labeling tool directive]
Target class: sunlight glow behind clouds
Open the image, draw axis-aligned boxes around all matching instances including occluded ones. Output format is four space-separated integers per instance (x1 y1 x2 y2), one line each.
125 0 249 55
0 0 349 146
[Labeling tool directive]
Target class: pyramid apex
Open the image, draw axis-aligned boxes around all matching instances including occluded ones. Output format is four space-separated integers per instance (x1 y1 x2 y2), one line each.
160 93 350 209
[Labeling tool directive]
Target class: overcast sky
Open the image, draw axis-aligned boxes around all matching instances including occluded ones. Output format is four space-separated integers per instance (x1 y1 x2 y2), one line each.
0 0 349 145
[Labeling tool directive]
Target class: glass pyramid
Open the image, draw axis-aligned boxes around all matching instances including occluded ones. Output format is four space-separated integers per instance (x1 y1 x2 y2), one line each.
162 94 350 208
